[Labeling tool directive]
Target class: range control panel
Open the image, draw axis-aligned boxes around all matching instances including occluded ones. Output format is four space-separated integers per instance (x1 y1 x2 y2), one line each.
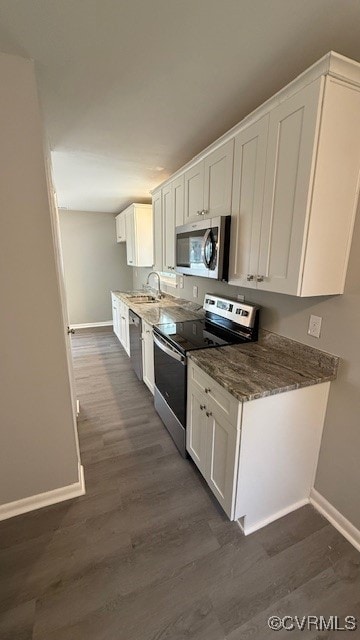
203 294 259 329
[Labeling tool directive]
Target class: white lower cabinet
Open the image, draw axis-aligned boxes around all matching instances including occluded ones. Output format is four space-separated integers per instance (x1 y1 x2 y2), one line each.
111 294 121 340
187 384 208 476
111 294 130 356
119 301 130 356
205 406 240 517
187 360 331 532
142 320 154 394
187 361 241 518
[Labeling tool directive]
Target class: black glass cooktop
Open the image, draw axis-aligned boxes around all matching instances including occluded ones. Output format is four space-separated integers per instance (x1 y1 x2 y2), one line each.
153 318 247 355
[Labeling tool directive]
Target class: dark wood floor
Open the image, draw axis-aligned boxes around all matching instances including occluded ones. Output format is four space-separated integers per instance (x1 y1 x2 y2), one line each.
0 327 359 640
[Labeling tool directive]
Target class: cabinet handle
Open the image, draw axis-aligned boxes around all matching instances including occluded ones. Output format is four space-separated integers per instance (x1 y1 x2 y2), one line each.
205 387 211 393
206 411 212 417
200 404 206 410
247 274 254 281
202 209 208 215
121 316 126 320
257 275 264 282
129 260 133 264
197 210 205 216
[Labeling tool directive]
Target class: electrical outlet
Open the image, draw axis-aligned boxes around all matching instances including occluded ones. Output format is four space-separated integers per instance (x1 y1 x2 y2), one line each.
178 275 184 289
192 285 198 298
308 315 322 338
237 294 245 302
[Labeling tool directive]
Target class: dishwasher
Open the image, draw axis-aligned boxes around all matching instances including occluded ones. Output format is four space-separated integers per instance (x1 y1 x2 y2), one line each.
129 309 143 380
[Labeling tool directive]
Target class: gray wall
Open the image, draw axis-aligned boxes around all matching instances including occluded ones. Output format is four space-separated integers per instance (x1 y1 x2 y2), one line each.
133 202 360 530
0 53 80 505
59 210 133 325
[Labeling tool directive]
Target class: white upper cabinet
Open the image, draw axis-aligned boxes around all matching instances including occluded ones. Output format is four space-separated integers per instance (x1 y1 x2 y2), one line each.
152 53 360 296
173 174 184 227
152 189 163 271
125 209 135 265
184 140 234 223
184 161 204 222
124 203 153 267
230 74 360 296
162 183 176 271
115 212 126 243
204 139 234 217
258 77 324 295
229 115 269 288
153 177 184 274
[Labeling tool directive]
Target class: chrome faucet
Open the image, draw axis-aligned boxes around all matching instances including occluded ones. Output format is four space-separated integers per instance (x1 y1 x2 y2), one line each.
146 271 162 298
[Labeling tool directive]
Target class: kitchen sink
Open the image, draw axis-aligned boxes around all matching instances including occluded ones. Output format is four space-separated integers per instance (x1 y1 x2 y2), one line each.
126 294 159 304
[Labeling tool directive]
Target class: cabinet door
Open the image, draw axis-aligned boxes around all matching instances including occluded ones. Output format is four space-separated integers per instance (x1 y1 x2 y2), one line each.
125 210 136 266
112 298 119 338
184 161 204 223
123 306 130 356
204 139 234 217
186 385 208 475
118 301 125 346
115 213 126 243
162 184 175 271
258 77 324 295
173 175 184 227
119 302 130 356
205 406 240 519
152 190 163 271
142 321 154 394
229 116 269 288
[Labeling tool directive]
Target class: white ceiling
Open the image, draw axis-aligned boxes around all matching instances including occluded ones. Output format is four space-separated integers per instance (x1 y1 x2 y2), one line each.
1 0 360 212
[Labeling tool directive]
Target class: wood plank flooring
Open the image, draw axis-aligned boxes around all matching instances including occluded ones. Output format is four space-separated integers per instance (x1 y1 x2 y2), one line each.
0 327 359 639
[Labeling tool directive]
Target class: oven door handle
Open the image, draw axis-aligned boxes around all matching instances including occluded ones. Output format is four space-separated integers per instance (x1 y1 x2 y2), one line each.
153 333 185 364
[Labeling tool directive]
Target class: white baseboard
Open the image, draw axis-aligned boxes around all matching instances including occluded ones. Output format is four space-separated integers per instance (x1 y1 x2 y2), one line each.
238 498 309 536
70 321 113 329
310 488 360 553
0 464 86 522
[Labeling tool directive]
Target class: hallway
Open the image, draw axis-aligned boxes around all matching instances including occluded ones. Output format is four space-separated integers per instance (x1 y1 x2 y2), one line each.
0 327 359 639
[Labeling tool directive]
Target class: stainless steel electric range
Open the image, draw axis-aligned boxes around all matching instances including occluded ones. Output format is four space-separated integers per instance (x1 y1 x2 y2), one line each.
153 294 260 457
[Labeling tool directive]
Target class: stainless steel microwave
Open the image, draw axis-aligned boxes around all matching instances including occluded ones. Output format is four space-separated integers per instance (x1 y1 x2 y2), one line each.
175 215 231 281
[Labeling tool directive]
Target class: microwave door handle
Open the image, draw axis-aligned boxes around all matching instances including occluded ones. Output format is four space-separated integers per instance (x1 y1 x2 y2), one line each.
202 228 212 268
153 333 185 364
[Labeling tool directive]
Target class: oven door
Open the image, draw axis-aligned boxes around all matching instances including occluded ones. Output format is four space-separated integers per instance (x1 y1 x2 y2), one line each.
153 333 187 426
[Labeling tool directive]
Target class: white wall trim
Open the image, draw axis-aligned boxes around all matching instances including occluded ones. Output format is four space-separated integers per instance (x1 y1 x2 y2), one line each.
0 464 85 522
310 488 360 553
70 321 113 329
237 499 309 536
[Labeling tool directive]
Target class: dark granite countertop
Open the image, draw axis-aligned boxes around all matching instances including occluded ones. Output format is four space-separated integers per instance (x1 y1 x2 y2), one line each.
189 330 339 403
111 290 204 326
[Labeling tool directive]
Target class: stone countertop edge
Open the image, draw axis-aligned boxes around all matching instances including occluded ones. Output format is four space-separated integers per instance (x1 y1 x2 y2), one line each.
188 329 339 403
111 290 205 325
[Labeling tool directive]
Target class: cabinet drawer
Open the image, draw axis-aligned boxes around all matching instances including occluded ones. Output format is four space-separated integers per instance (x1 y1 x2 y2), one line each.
188 361 239 427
